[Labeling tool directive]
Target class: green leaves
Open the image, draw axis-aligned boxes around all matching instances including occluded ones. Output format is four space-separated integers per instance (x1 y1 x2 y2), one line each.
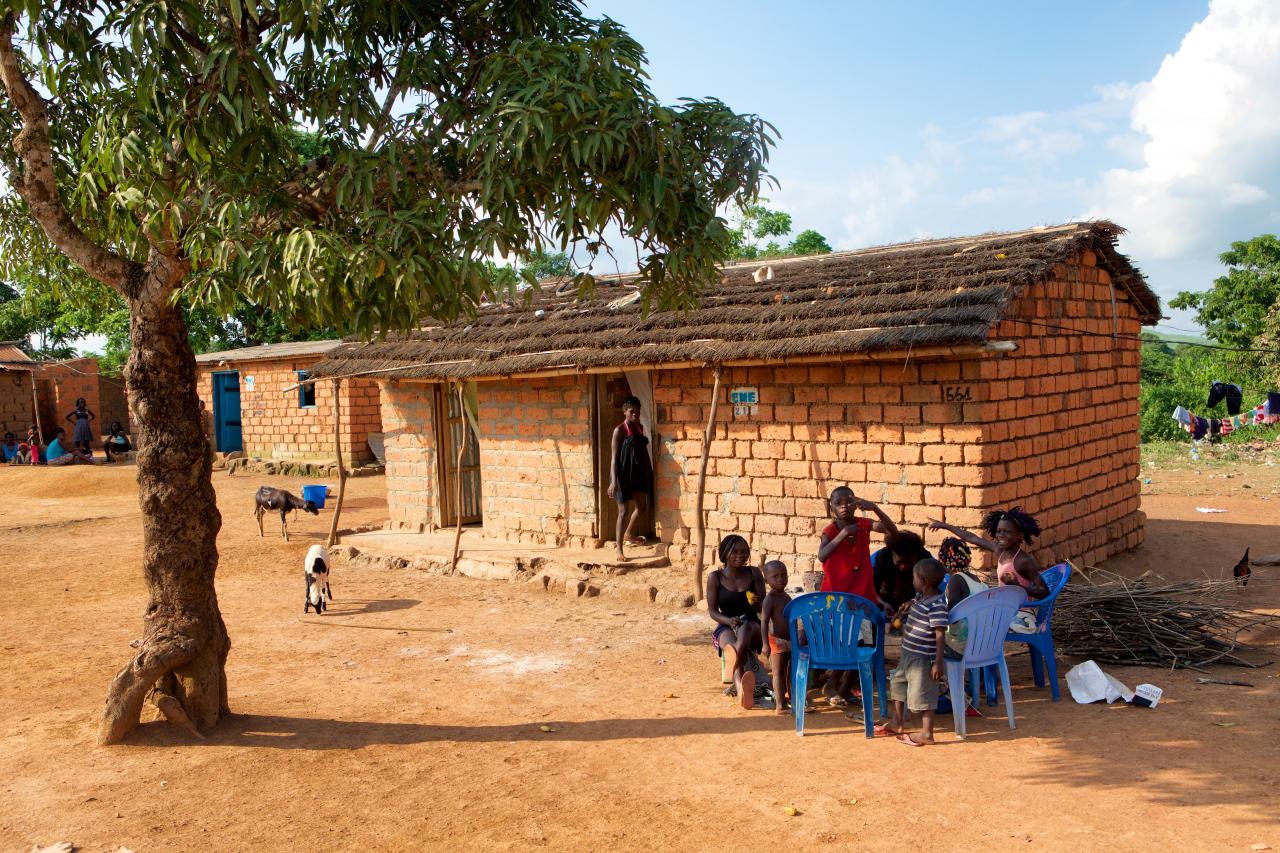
0 0 773 346
1171 234 1280 350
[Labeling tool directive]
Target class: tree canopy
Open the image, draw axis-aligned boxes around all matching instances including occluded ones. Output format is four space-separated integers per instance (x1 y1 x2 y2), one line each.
0 1 776 328
1169 234 1280 349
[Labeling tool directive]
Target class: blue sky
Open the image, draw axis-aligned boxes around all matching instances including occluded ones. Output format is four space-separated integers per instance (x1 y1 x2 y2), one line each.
589 0 1280 334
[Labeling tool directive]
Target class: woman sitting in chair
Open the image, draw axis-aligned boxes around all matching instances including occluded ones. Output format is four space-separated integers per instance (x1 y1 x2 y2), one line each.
706 534 765 711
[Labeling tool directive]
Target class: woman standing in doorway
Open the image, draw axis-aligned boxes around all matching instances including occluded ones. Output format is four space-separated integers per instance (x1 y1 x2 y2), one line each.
607 395 652 562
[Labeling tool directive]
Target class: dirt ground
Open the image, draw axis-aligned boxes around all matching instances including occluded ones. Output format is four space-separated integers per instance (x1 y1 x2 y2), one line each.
1 460 1278 852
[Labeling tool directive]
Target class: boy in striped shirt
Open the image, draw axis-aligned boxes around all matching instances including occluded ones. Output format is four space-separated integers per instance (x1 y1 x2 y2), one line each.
877 558 948 746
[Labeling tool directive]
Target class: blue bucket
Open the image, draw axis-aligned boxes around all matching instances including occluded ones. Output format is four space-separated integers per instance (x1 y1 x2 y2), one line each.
302 484 327 509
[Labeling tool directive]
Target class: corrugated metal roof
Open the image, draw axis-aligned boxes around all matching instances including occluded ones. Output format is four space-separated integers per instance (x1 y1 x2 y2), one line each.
0 342 35 369
194 339 343 364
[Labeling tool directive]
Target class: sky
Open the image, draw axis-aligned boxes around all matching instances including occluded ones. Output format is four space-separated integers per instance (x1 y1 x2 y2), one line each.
589 0 1280 334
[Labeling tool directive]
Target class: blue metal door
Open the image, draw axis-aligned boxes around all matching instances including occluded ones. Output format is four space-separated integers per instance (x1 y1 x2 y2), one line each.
212 371 242 453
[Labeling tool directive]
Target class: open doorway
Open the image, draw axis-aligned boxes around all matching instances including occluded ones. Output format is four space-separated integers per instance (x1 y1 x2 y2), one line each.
594 373 655 545
436 384 482 526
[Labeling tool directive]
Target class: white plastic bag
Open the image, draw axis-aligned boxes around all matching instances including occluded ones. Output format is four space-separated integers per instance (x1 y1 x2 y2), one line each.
1066 660 1134 704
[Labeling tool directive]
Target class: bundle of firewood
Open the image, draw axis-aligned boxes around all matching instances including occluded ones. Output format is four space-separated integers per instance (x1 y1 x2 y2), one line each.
1053 569 1278 670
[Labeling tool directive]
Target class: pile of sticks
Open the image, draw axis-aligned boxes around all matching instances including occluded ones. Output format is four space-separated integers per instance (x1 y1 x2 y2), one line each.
1054 569 1278 670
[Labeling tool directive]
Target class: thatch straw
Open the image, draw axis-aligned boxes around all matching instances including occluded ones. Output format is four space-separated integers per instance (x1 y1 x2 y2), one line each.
310 221 1158 381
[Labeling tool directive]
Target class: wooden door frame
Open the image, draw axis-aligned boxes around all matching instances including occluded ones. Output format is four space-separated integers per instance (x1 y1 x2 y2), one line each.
433 383 482 527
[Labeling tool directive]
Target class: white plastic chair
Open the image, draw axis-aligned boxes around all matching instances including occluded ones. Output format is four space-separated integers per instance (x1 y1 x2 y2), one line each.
945 586 1028 739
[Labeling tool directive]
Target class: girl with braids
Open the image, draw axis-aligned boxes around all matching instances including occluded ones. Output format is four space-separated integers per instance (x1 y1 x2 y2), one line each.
706 534 765 710
929 507 1049 601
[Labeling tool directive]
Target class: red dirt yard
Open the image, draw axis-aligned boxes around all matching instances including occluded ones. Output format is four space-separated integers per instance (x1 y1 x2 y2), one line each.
1 463 1277 852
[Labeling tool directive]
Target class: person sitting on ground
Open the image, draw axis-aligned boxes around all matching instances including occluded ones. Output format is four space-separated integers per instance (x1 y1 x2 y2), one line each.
607 395 652 562
877 558 949 746
1 431 18 463
706 534 765 710
65 396 96 455
45 426 97 465
816 485 897 705
759 560 793 716
13 441 31 465
930 507 1048 632
874 530 934 615
103 421 132 463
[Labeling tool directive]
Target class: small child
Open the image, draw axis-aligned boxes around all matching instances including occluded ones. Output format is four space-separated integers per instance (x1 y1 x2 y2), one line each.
13 442 31 465
878 558 949 746
759 560 793 715
817 484 897 705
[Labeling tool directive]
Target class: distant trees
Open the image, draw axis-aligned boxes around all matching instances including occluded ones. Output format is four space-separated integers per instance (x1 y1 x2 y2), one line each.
728 204 832 260
1170 234 1280 349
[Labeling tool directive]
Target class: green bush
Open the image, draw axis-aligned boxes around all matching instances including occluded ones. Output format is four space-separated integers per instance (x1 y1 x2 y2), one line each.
1138 340 1274 443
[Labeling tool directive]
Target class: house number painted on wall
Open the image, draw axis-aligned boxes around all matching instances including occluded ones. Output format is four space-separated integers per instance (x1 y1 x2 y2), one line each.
943 385 972 402
731 386 759 417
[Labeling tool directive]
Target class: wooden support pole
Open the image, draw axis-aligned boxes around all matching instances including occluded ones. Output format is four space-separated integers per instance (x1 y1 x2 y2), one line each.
326 378 347 547
28 369 43 444
449 382 467 574
693 365 723 600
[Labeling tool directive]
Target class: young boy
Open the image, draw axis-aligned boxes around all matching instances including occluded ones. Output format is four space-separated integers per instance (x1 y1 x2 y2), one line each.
816 485 897 704
759 560 793 715
878 558 949 746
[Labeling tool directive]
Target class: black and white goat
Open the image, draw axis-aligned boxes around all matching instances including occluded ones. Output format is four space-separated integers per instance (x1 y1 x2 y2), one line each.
304 544 334 614
254 485 318 542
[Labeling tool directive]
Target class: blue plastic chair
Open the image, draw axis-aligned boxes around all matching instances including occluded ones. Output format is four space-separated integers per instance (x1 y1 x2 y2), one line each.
784 592 886 738
980 563 1073 703
944 585 1027 739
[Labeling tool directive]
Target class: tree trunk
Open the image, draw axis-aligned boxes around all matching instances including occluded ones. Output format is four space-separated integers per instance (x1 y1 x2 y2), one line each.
98 267 229 745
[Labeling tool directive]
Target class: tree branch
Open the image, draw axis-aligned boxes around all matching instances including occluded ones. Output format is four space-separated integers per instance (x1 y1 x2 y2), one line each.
0 15 140 292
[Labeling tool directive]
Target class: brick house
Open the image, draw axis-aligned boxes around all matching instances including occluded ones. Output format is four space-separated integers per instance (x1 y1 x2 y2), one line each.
310 222 1159 571
0 342 37 438
195 340 382 464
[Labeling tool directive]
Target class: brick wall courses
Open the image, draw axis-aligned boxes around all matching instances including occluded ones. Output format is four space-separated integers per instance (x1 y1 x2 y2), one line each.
196 357 381 463
0 369 35 436
375 252 1146 571
36 358 102 445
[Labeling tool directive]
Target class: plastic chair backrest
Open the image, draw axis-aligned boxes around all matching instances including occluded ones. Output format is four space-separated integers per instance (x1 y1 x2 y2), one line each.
1029 562 1072 628
948 586 1027 668
783 592 873 669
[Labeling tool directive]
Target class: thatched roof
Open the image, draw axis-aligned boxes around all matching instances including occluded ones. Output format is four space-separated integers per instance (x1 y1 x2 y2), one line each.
310 221 1158 382
194 339 343 365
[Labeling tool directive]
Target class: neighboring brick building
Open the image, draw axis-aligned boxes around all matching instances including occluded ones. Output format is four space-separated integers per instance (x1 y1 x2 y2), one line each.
311 222 1159 570
195 340 382 464
36 357 104 444
0 342 37 437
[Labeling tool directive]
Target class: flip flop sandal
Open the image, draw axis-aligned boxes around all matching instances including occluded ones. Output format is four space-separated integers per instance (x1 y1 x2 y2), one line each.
896 733 929 747
873 723 901 737
738 670 756 710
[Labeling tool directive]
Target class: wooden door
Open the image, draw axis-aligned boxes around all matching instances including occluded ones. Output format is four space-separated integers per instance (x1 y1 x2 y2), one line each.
212 371 242 453
438 385 482 526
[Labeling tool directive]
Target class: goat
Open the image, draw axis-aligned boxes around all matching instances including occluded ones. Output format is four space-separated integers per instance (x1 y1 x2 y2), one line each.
304 544 334 613
254 486 318 542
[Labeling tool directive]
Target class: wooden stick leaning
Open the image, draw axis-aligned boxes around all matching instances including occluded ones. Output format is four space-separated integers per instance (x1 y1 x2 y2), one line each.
326 378 347 547
692 365 722 600
449 382 467 574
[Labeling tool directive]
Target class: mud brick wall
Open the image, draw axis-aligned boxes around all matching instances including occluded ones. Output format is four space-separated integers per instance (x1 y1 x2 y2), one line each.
379 382 440 532
36 358 102 445
0 368 35 436
96 374 133 436
976 249 1145 567
654 252 1144 573
196 358 381 462
475 376 596 546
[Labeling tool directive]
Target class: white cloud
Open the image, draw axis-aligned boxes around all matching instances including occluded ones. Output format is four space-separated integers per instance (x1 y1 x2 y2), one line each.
1087 0 1280 258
